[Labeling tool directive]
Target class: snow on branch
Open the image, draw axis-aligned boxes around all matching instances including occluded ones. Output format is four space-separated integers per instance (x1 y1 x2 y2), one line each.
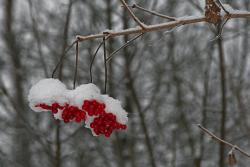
76 0 250 42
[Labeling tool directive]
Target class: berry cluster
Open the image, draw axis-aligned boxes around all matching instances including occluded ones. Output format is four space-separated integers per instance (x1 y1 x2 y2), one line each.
83 100 127 137
82 100 105 116
36 103 86 123
90 113 127 137
62 104 86 123
35 99 127 138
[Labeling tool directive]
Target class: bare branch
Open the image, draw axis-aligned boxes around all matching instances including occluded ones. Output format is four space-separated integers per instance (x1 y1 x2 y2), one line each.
77 16 206 41
131 3 177 21
106 33 144 62
76 11 250 42
198 124 250 159
119 0 147 29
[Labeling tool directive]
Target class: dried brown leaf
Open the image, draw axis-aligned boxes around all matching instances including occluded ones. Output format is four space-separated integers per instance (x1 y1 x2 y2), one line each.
205 0 221 24
228 151 237 166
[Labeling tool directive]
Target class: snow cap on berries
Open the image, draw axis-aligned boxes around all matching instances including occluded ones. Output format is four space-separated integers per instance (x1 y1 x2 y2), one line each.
67 83 101 109
101 95 128 125
28 78 128 137
28 78 68 112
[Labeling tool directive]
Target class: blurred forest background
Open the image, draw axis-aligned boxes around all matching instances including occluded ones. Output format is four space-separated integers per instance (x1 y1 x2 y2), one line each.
1 0 250 167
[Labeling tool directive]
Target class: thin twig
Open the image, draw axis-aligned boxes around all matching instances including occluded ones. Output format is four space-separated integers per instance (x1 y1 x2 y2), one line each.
217 0 230 14
209 18 230 42
73 41 79 89
89 41 104 83
89 35 110 83
51 40 78 78
198 124 250 159
103 36 107 94
106 32 144 62
131 3 177 21
119 0 147 29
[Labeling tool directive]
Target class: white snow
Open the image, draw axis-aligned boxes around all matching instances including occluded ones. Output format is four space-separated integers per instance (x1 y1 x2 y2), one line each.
53 109 63 120
85 116 97 136
67 83 101 109
28 78 128 128
102 95 128 125
28 78 68 112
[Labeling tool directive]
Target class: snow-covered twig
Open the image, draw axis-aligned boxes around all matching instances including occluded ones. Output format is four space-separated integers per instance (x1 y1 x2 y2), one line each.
74 0 250 90
76 16 207 41
76 7 250 41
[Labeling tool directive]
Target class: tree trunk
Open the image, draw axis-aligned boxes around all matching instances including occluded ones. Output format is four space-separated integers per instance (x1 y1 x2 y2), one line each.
3 0 31 166
217 28 227 167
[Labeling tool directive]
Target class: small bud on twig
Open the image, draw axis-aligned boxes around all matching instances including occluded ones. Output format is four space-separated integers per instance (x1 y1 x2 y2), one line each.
228 147 237 166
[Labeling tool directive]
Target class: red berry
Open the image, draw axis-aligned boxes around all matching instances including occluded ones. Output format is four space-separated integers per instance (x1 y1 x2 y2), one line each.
90 123 95 128
82 100 90 110
75 117 82 123
121 125 127 129
64 119 69 123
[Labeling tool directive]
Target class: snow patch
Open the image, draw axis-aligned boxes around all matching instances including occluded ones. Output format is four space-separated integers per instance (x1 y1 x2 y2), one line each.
28 78 68 112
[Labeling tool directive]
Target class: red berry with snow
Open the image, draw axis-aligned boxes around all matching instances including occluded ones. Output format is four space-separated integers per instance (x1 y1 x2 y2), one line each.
29 79 128 138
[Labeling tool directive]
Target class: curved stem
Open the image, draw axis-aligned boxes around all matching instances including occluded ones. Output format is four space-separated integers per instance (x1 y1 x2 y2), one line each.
73 41 79 89
103 37 107 93
51 40 77 78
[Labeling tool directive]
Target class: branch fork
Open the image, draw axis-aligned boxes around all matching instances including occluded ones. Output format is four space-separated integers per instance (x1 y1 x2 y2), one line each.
120 0 147 30
76 0 250 43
